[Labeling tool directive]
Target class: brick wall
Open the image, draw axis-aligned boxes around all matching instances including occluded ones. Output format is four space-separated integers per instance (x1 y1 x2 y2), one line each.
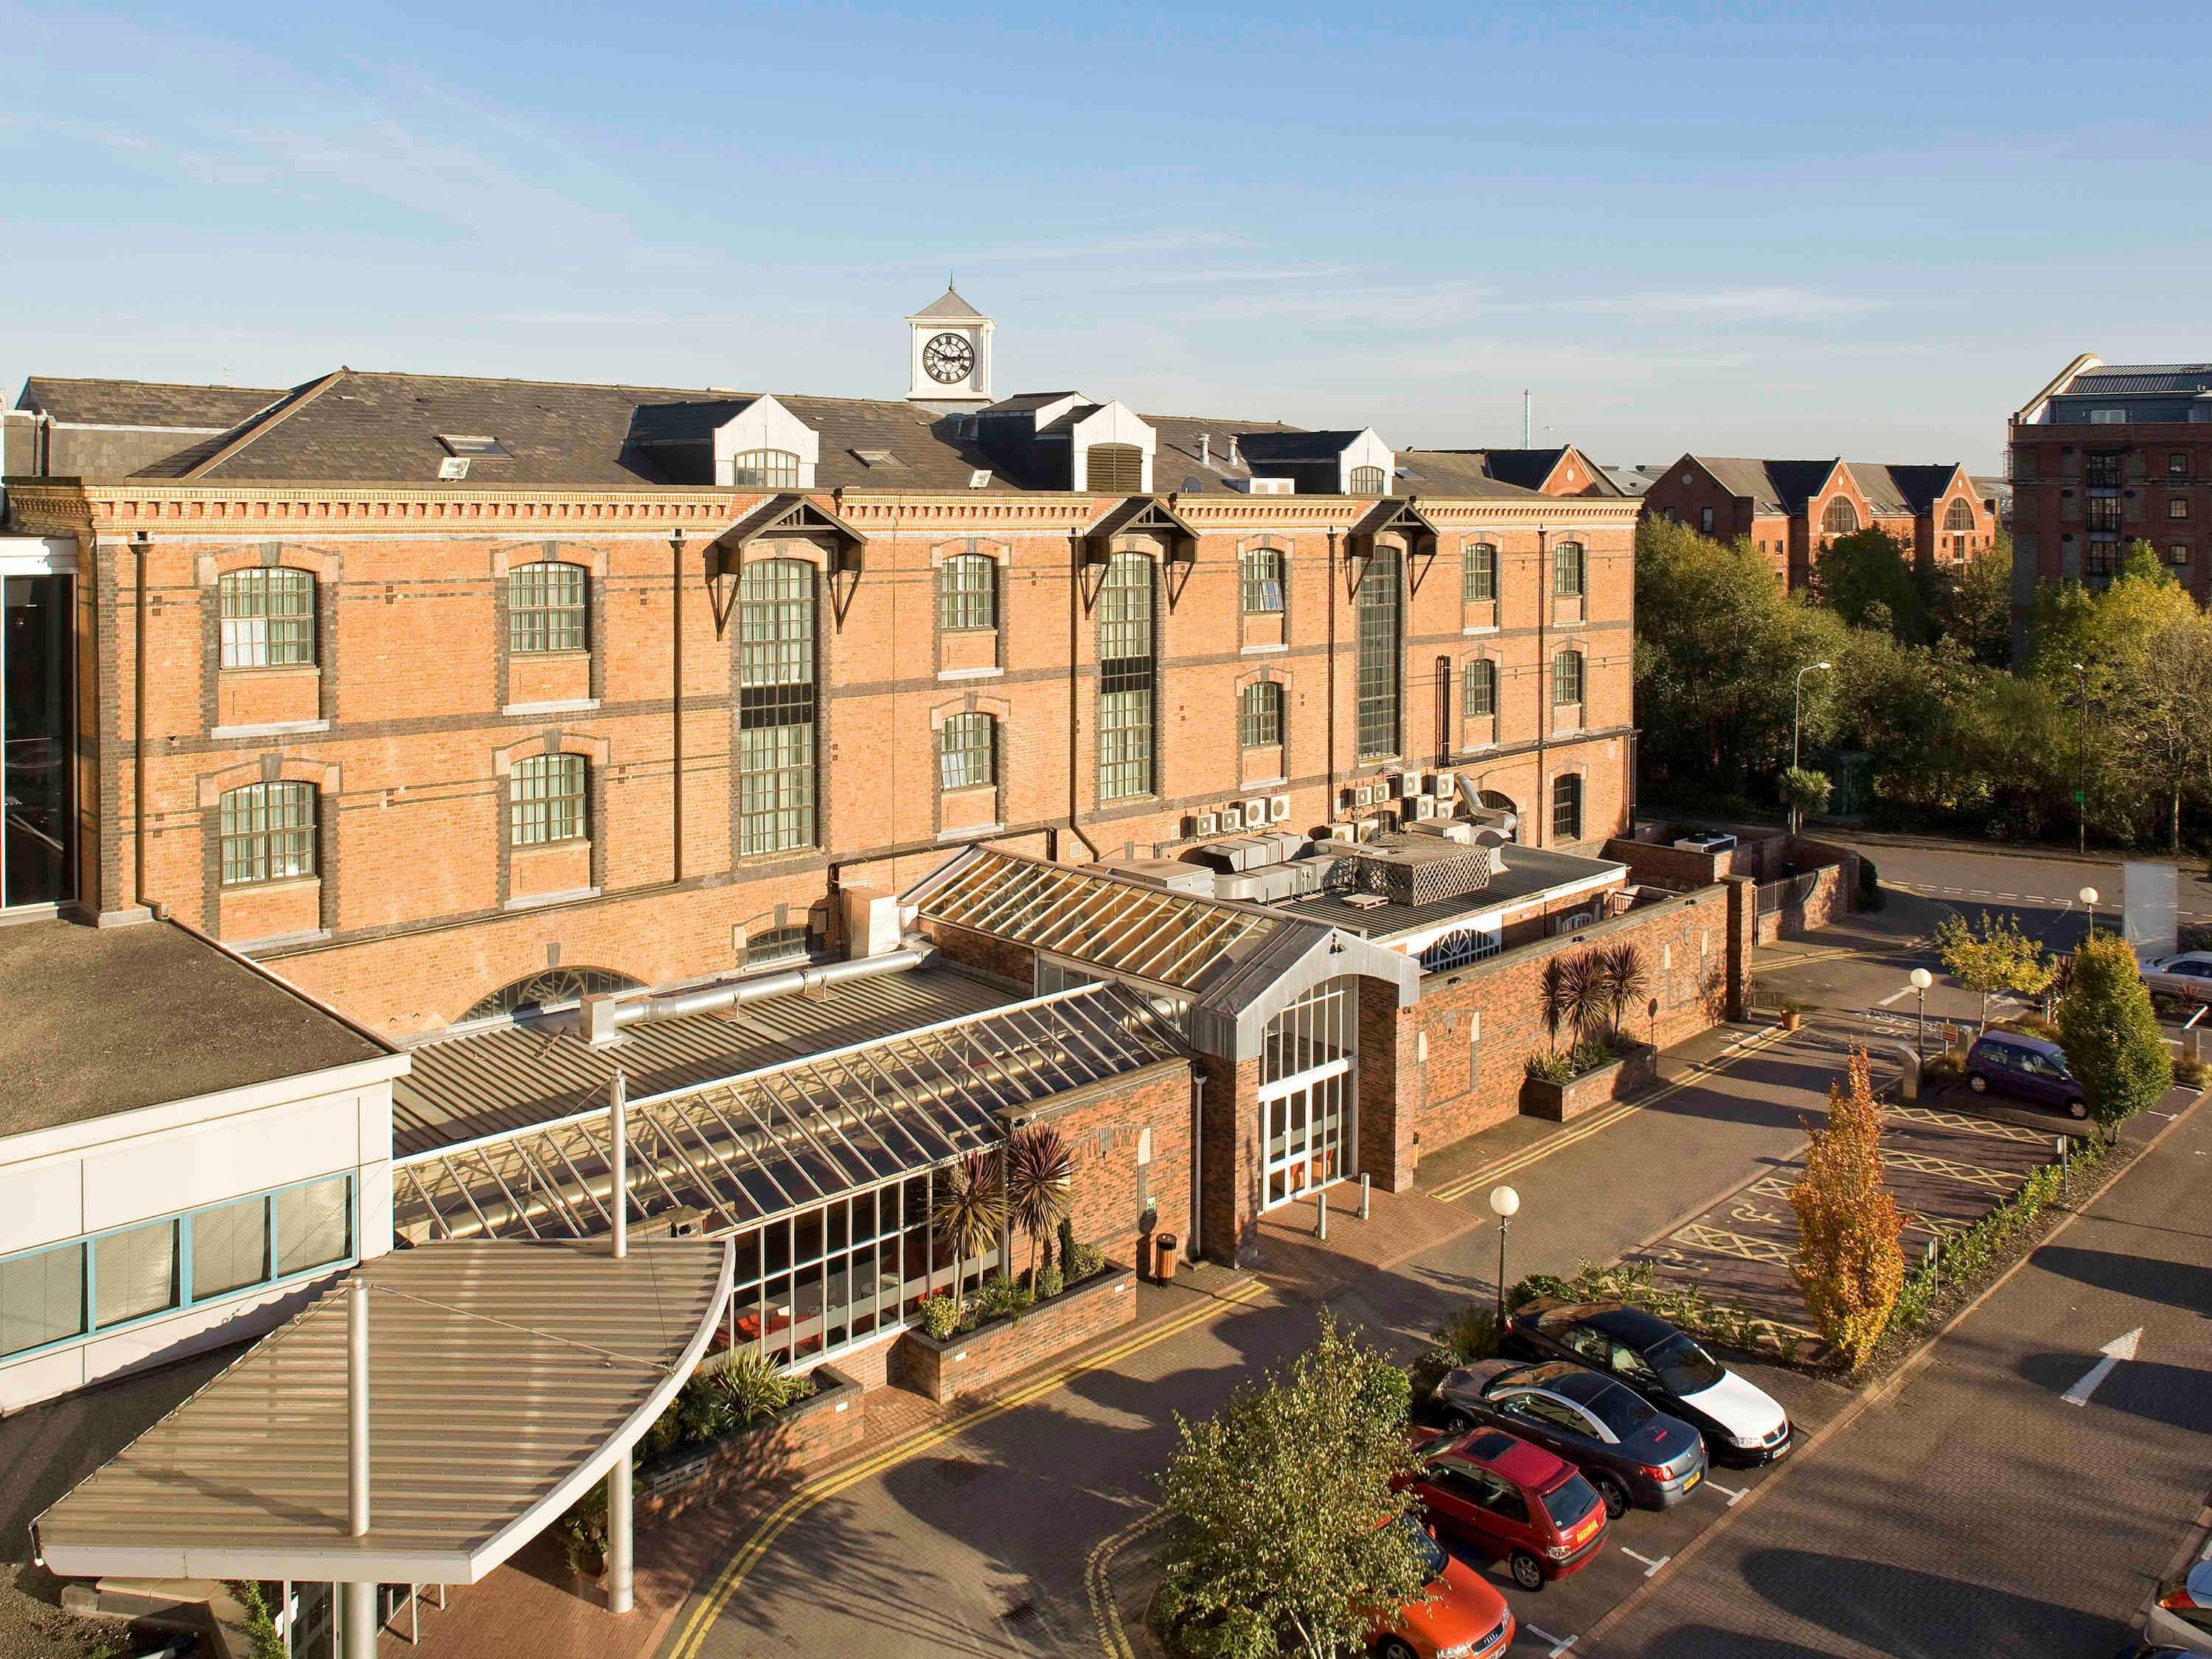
633 1363 867 1524
2009 422 2212 606
889 1263 1137 1403
1043 1063 1194 1273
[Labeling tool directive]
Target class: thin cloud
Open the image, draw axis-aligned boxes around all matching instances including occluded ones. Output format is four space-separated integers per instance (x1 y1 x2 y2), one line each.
1567 286 1879 321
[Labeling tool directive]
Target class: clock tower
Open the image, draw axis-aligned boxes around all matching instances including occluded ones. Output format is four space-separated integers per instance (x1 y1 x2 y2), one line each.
905 283 994 412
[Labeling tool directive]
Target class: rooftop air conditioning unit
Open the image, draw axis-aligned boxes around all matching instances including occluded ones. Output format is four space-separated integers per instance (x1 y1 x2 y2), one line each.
1399 770 1425 799
1268 794 1291 824
1218 804 1244 832
1243 797 1268 827
1359 784 1382 807
1430 771 1457 799
1327 822 1356 842
1412 796 1437 820
1192 812 1220 838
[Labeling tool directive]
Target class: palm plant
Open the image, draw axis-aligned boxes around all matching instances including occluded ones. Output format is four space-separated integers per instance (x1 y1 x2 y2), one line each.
1540 958 1569 1054
932 1150 1005 1307
1557 949 1607 1048
1597 941 1652 1040
1004 1125 1074 1280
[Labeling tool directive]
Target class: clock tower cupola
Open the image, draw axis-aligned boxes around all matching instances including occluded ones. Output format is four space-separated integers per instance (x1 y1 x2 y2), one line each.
906 282 994 411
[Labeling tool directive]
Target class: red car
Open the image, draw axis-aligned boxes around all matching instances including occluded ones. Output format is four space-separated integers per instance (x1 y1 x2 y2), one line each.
1403 1425 1610 1591
1363 1516 1515 1659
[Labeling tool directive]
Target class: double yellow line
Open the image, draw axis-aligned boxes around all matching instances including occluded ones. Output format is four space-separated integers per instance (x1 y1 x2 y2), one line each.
1430 1023 1790 1204
664 1275 1270 1659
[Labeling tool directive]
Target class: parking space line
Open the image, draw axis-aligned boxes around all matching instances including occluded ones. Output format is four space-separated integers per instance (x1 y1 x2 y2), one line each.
1619 1545 1670 1576
1705 1478 1748 1506
1523 1622 1578 1656
1875 986 1910 1006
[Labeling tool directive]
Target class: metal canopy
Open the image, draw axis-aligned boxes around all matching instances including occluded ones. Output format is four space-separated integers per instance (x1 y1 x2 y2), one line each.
914 847 1281 993
1349 495 1441 557
392 981 1186 1245
1083 495 1200 563
33 1239 730 1584
712 492 866 568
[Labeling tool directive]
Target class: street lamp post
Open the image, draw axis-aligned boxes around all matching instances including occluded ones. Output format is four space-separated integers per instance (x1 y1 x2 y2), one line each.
1910 967 1933 1060
1489 1185 1520 1324
2073 661 2088 857
1790 661 1833 836
2079 885 2099 940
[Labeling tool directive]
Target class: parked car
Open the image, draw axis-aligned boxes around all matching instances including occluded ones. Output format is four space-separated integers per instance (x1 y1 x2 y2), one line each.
2140 952 2212 1006
1501 1299 1792 1465
1431 1359 1707 1517
2143 1558 2212 1653
1401 1425 1607 1590
1963 1030 2088 1119
1363 1514 1515 1659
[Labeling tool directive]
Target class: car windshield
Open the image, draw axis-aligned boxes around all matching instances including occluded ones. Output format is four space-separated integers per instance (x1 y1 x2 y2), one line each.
1393 1515 1447 1582
1543 1473 1602 1530
1582 1382 1658 1437
1646 1332 1725 1394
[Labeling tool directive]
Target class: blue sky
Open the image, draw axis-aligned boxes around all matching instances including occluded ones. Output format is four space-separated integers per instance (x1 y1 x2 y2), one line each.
4 2 2205 470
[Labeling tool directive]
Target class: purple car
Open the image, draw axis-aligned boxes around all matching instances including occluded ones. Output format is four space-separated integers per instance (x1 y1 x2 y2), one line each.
1964 1031 2087 1119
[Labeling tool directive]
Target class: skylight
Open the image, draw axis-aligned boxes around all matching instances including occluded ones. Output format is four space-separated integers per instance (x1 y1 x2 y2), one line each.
852 448 908 469
439 434 508 458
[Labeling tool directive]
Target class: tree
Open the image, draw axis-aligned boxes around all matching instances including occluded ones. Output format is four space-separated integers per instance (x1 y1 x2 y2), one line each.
1003 1124 1072 1278
1787 1047 1904 1369
2056 933 2172 1144
2108 614 2212 851
931 1150 1004 1304
1815 526 1930 642
1933 543 2013 667
1932 910 2056 1030
1595 940 1651 1041
1158 1314 1433 1659
1780 765 1832 829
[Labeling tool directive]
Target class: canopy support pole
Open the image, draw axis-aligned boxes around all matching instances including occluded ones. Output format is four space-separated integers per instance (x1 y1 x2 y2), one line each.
341 1581 376 1659
611 1069 628 1262
607 1448 634 1615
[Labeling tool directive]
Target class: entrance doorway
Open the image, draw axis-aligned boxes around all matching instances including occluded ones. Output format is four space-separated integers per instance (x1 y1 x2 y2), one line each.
3 571 74 910
1259 977 1358 1209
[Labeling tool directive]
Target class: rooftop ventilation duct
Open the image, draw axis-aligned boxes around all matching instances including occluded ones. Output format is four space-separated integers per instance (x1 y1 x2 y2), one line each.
577 946 934 1046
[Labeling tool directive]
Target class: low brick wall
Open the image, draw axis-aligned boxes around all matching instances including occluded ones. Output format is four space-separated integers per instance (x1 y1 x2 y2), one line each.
1520 1043 1658 1121
634 1364 867 1523
891 1265 1137 1404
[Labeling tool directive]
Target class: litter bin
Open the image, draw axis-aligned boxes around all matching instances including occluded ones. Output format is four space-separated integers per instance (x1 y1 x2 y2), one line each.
1154 1233 1178 1283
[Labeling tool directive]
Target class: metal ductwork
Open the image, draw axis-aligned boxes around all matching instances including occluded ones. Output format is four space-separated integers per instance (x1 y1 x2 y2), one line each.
577 945 936 1046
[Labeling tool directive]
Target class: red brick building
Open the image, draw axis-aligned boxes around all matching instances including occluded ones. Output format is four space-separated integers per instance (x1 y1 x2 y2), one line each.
2008 356 2212 636
1639 454 1993 589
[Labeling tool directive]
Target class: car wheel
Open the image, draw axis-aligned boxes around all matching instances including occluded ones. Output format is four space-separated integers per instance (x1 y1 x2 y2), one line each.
1592 1472 1630 1519
1509 1549 1547 1591
2067 1096 2087 1120
1966 1073 1988 1093
1377 1639 1419 1659
1444 1407 1474 1433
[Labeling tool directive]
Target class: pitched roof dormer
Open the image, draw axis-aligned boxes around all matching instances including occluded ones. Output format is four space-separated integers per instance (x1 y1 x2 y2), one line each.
1238 428 1394 495
710 394 820 489
973 393 1156 493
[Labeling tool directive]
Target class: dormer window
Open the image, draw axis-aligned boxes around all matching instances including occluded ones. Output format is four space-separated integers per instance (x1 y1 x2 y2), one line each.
1086 444 1143 493
1350 465 1387 495
732 450 801 488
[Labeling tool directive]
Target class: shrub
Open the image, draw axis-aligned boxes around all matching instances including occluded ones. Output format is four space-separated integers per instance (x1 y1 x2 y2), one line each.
1525 1050 1576 1084
716 1348 807 1426
1071 1242 1106 1282
1433 1302 1501 1365
2058 933 2173 1142
1857 857 1883 911
1033 1262 1065 1301
2176 1054 2208 1088
967 1272 1032 1326
1788 1048 1905 1369
226 1582 285 1659
917 1292 961 1340
1922 1048 1966 1085
1057 1217 1079 1276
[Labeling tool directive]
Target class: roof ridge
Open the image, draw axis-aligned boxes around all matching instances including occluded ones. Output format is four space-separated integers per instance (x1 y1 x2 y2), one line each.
181 368 350 481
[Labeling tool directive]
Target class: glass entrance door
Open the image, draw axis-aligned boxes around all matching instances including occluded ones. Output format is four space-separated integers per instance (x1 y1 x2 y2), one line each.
3 574 75 909
1259 977 1358 1210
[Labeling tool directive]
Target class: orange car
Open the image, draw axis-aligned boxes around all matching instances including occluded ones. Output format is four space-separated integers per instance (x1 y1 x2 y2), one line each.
1366 1517 1515 1659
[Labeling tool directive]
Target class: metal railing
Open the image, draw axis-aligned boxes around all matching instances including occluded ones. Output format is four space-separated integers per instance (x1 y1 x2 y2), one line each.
1756 872 1820 917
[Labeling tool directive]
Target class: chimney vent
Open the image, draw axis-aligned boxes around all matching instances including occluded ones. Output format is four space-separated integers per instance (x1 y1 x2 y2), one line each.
1197 433 1210 467
1228 434 1244 469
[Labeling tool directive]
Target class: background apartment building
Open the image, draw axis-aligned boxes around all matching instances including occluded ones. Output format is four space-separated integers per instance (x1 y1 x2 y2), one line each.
1 289 1641 1041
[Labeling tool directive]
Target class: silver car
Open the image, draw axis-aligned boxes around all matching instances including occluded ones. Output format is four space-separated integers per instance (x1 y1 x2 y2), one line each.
2144 1556 2212 1652
2139 952 2212 1006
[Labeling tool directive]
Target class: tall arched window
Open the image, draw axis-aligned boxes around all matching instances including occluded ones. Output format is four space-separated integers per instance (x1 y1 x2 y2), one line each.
508 561 587 653
1822 498 1860 535
937 554 998 631
220 782 316 886
1551 540 1586 597
1551 773 1584 842
737 559 817 855
731 450 801 488
1097 554 1157 799
1238 680 1283 749
1085 444 1143 493
1239 546 1286 614
1552 649 1585 707
1944 498 1975 531
1461 542 1498 605
218 568 315 667
939 712 996 791
1462 658 1497 723
1349 465 1387 496
511 753 586 846
1355 549 1402 759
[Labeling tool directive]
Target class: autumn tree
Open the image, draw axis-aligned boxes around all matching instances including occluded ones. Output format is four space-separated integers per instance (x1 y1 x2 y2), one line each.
1815 526 1931 642
2056 933 2172 1145
1932 910 2057 1031
1158 1314 1433 1659
1788 1047 1905 1368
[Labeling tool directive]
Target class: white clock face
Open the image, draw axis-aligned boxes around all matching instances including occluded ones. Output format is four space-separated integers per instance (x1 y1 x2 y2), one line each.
923 332 975 384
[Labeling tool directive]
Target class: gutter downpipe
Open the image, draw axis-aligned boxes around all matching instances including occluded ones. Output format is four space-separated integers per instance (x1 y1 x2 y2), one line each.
132 530 150 911
1325 527 1340 815
1534 523 1548 848
1189 1070 1203 1262
670 529 684 886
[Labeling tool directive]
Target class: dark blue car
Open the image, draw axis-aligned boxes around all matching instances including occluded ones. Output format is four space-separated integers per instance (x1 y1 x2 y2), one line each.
1964 1030 2087 1119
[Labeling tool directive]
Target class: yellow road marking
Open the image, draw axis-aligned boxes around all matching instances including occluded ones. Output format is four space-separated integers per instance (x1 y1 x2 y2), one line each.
664 1276 1270 1659
1086 1506 1166 1659
1430 1023 1789 1203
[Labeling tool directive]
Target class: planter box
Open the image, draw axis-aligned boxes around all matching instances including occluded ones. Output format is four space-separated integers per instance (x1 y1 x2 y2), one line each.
891 1265 1138 1405
1520 1043 1658 1123
633 1364 866 1523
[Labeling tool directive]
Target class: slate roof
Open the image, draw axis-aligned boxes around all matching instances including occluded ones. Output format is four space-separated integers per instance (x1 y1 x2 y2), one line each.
1858 462 1963 514
1237 429 1368 463
908 284 990 322
1688 456 1841 515
1390 451 1551 502
2062 364 2212 396
1145 414 1306 495
1400 447 1624 498
15 377 285 431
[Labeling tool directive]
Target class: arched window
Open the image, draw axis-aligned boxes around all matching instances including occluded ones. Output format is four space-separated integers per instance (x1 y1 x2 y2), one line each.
746 925 810 967
1944 498 1975 532
1238 680 1283 749
736 559 818 855
462 968 643 1023
1551 540 1586 597
939 711 996 790
937 554 998 631
1551 773 1584 842
1462 658 1497 722
1355 548 1402 759
1097 554 1157 800
1461 542 1498 605
220 782 316 886
1349 465 1387 496
1552 649 1585 707
1822 498 1859 535
1239 546 1286 614
218 568 315 667
508 561 587 653
731 450 801 488
1085 444 1143 493
511 753 586 846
